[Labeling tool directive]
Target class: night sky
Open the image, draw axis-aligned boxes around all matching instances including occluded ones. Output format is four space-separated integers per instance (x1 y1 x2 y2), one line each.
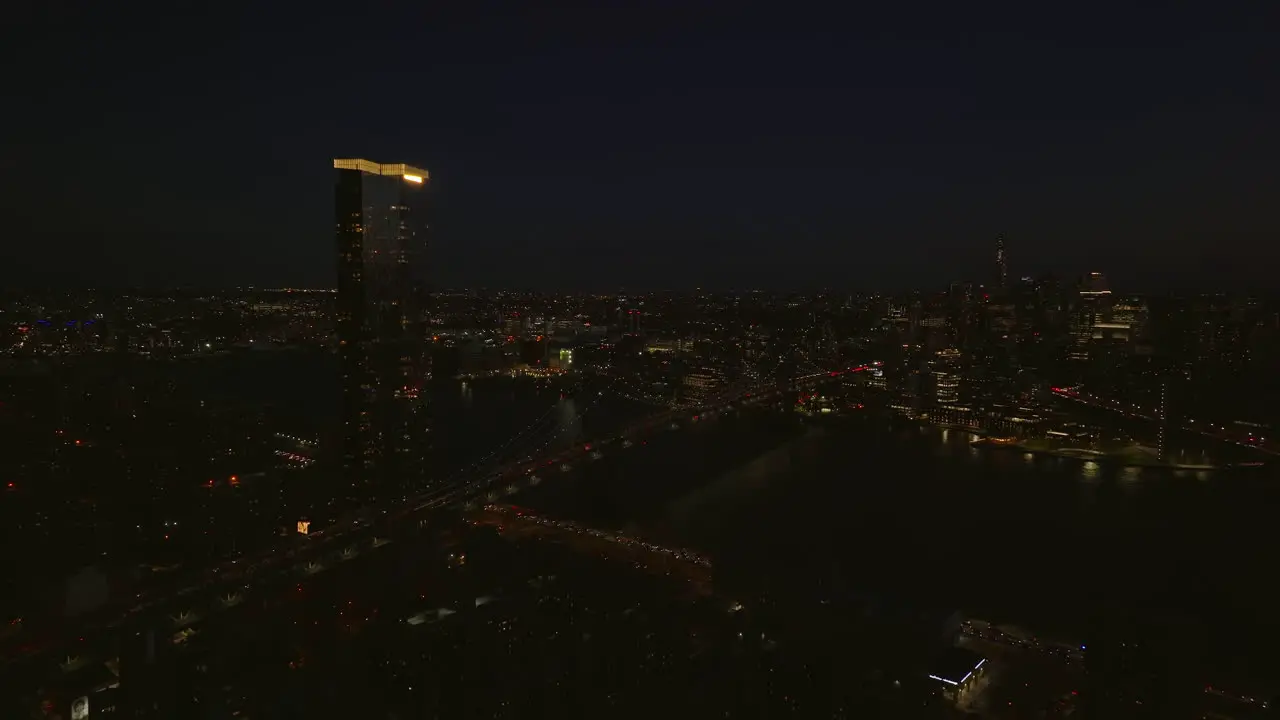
4 2 1276 291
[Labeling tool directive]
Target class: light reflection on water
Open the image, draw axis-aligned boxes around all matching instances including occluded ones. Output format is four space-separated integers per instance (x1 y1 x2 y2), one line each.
628 418 1257 561
1118 466 1142 493
542 414 1280 660
921 422 1230 487
557 395 581 443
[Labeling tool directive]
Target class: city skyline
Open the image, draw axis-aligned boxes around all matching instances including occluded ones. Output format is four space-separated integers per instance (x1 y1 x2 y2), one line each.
6 2 1280 716
5 255 1280 716
4 3 1277 290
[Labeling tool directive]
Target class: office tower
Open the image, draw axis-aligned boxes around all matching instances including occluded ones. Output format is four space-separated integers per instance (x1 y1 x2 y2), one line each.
334 158 430 507
682 367 725 407
1156 380 1169 462
931 348 962 406
616 300 644 336
1070 272 1112 362
995 234 1008 289
1086 295 1147 372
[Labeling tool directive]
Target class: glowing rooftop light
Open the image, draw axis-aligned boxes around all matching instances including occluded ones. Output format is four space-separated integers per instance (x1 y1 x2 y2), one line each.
334 158 429 183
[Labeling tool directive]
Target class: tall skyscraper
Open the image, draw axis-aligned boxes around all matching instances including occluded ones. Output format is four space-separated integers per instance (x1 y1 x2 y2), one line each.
334 158 430 508
1070 271 1112 362
994 234 1008 289
930 348 963 406
1156 379 1169 463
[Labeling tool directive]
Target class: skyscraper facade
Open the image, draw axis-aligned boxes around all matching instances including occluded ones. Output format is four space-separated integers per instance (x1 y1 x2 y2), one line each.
994 234 1008 289
1070 271 1112 363
334 158 430 508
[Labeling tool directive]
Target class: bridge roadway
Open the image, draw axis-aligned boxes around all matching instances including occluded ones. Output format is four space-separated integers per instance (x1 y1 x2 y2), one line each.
1050 387 1279 459
472 504 712 568
471 504 714 596
4 362 879 672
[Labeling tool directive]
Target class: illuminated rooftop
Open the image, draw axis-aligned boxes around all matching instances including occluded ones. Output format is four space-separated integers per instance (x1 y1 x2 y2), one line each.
333 158 429 183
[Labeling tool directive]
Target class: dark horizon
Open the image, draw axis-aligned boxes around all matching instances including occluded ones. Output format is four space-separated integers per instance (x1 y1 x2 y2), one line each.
3 264 1278 296
4 2 1276 291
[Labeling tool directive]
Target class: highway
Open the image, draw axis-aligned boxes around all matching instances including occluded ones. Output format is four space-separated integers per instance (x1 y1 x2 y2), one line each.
1 360 879 673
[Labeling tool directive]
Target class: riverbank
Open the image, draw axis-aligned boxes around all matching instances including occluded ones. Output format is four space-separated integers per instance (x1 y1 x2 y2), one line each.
968 436 1227 470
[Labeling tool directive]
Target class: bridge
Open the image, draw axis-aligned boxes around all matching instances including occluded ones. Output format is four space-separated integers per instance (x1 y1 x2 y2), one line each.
1 356 879 675
1050 386 1279 458
471 504 713 595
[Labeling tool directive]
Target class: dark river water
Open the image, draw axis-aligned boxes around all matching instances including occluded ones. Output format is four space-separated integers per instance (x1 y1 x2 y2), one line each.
199 347 654 472
202 350 1280 680
520 410 1280 683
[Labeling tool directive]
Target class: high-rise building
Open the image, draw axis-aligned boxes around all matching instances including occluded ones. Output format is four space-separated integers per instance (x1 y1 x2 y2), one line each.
995 234 1008 289
1070 272 1112 362
334 158 430 508
682 367 725 407
930 348 963 406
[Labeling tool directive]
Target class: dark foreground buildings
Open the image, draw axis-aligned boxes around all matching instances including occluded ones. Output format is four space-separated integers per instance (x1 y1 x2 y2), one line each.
334 158 432 509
